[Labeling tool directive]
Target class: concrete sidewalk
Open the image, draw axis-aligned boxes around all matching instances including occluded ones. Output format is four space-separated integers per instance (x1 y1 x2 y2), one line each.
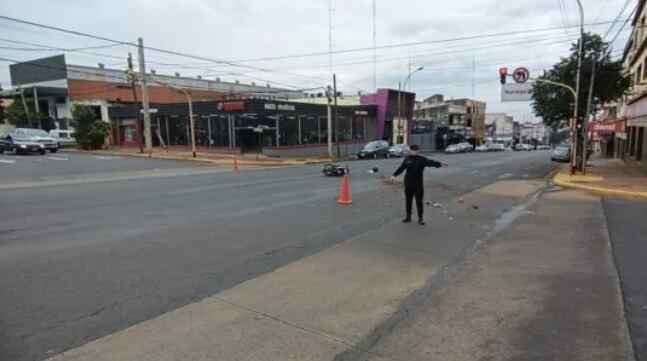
46 181 634 361
62 147 330 167
354 189 635 361
553 156 647 200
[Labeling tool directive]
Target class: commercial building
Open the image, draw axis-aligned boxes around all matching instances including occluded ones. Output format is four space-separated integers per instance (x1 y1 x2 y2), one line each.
617 0 647 173
108 99 377 157
0 55 304 131
413 94 487 150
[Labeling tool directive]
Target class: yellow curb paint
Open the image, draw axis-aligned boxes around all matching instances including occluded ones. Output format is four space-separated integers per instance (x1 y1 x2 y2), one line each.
553 173 647 200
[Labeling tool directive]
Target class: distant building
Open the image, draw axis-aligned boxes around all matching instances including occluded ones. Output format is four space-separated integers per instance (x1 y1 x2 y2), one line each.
485 113 514 146
413 94 487 150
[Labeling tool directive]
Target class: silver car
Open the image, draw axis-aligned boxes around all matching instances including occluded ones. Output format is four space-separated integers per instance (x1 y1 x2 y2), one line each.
14 128 59 153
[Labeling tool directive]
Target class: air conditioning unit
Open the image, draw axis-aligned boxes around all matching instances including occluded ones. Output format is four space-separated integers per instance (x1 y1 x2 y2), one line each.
175 72 180 77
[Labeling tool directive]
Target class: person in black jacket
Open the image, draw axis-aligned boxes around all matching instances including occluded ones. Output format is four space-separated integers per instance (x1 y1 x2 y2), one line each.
391 145 447 225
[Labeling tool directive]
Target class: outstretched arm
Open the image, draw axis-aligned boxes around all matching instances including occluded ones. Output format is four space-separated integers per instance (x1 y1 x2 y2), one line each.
392 159 407 177
426 158 443 168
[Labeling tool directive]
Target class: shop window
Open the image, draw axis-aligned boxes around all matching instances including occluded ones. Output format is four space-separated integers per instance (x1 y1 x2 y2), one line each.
300 116 320 144
351 117 366 141
279 116 299 146
318 117 328 144
637 127 644 161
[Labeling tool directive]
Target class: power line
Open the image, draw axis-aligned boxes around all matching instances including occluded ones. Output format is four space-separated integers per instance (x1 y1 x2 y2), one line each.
556 0 571 39
229 20 622 63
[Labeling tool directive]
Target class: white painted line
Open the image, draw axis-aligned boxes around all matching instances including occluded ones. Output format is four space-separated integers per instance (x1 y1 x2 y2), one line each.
498 173 514 179
93 156 122 160
0 159 16 164
469 170 480 174
46 156 69 161
522 174 530 178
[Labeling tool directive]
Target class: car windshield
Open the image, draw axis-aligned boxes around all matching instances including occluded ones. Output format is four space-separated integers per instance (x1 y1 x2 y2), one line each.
364 142 380 149
11 133 33 141
25 129 49 137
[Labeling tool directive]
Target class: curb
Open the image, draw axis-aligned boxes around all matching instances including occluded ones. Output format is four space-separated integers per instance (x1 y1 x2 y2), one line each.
553 172 647 200
61 149 325 167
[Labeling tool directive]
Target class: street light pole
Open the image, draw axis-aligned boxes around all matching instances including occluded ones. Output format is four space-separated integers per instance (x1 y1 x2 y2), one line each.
154 80 196 158
572 0 584 174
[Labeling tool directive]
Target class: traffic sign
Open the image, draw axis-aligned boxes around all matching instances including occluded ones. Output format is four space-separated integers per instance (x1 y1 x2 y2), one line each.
513 67 530 83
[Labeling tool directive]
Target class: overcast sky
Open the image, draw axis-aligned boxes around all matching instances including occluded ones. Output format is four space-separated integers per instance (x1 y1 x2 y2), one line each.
0 0 635 121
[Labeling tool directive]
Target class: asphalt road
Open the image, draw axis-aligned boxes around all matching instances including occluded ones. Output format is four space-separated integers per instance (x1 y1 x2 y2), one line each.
0 150 558 361
603 198 647 361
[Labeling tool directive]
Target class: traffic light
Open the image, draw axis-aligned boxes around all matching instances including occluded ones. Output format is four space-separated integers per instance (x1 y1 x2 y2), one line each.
499 67 508 84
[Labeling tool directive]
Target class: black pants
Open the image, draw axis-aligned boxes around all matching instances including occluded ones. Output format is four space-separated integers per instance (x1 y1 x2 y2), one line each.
404 187 424 220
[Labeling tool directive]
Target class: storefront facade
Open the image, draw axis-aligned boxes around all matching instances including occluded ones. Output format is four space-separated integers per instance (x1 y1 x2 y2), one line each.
108 99 377 157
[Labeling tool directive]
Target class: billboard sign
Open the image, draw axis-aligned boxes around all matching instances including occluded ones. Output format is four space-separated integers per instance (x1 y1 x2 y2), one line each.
501 83 533 102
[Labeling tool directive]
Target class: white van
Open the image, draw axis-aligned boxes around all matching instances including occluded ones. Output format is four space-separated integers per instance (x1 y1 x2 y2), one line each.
49 129 76 146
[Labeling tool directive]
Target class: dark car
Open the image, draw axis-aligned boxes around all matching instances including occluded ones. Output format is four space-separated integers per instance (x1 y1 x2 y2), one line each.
357 140 389 159
551 146 571 162
0 133 47 155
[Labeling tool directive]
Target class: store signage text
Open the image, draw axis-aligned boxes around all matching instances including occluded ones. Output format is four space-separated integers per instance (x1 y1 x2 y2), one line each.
264 103 296 111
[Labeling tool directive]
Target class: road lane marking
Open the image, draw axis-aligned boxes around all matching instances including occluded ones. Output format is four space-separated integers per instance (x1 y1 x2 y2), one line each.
498 173 514 179
93 156 122 160
0 159 16 163
469 170 480 174
46 156 69 161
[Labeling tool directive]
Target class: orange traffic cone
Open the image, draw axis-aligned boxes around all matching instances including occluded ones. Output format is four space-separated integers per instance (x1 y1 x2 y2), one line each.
233 157 239 173
337 174 352 204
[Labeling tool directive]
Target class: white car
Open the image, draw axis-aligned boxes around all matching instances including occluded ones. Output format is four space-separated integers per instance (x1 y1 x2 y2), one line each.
388 144 410 157
515 143 532 151
49 129 76 146
457 142 473 152
445 144 462 153
475 144 488 152
493 143 506 151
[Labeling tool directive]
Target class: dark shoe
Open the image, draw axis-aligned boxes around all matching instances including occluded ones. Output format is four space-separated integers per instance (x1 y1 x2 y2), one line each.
402 217 412 223
418 220 426 225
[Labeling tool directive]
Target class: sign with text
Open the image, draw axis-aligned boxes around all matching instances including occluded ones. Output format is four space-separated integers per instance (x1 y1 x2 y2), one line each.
501 83 533 102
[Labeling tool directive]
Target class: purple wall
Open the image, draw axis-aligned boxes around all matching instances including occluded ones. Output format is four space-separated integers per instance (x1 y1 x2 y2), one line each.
361 88 415 141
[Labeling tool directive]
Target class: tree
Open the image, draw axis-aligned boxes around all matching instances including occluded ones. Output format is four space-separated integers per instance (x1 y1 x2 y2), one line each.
532 33 630 130
5 98 55 130
70 105 110 150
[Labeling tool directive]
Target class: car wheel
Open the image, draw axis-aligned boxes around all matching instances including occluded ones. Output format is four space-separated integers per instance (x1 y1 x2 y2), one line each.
0 148 3 154
38 149 46 155
50 148 58 153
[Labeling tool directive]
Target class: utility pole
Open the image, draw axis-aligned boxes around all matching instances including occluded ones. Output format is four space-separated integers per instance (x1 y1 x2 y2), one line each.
372 0 376 91
137 37 153 152
127 53 144 153
327 85 333 157
333 73 340 159
572 0 584 174
33 86 41 129
19 88 31 125
328 0 333 78
472 57 476 97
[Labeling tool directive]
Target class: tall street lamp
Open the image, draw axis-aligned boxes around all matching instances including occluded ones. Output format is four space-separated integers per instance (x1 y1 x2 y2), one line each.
398 66 424 143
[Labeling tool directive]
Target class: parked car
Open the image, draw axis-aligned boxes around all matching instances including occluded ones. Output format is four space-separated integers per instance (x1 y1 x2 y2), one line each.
444 144 462 153
457 142 473 152
0 133 47 155
515 143 532 151
14 128 59 152
357 140 389 159
551 146 571 162
49 129 76 146
492 143 506 151
475 144 488 152
388 144 410 157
